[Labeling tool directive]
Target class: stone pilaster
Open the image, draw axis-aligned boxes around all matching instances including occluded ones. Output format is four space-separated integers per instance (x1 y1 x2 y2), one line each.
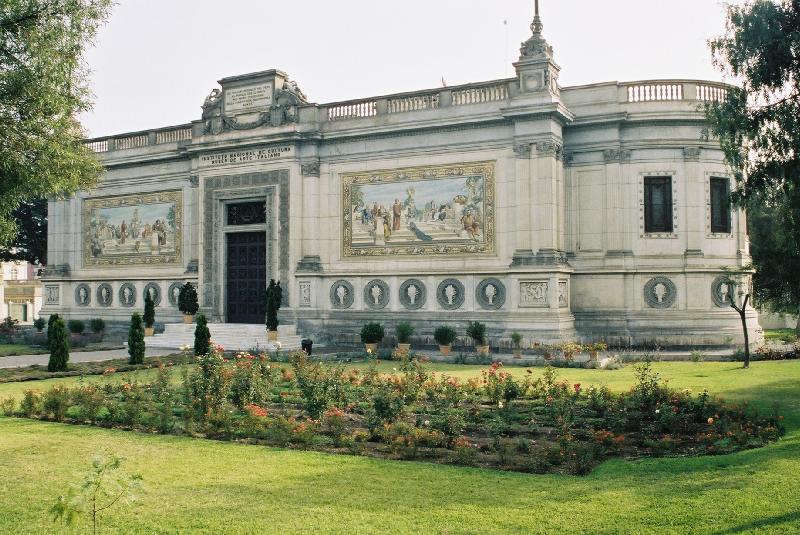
683 147 704 257
298 160 322 272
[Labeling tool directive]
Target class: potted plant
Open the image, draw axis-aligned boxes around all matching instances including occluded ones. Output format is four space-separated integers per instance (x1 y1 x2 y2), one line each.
265 279 282 341
143 292 155 336
395 321 414 356
466 321 489 356
33 317 46 333
434 325 456 356
511 331 523 359
178 282 199 324
90 318 106 342
586 341 607 361
561 342 582 362
360 322 384 353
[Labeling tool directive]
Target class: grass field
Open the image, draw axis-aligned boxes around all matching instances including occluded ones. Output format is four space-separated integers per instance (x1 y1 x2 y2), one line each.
0 343 47 357
764 329 799 343
1 361 799 534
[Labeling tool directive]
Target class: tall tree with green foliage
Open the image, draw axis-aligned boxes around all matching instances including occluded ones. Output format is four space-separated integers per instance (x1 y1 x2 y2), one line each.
127 313 145 365
0 0 112 246
194 314 210 356
706 0 800 332
0 198 47 264
47 316 69 372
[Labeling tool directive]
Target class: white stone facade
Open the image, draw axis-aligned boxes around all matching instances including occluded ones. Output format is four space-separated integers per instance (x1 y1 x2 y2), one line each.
41 11 759 347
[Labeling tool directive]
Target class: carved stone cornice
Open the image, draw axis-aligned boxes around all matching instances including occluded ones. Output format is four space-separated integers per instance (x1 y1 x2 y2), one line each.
301 161 321 177
683 147 702 161
603 148 631 163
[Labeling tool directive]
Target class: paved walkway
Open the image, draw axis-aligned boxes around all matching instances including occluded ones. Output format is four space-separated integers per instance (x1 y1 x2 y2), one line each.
0 347 179 369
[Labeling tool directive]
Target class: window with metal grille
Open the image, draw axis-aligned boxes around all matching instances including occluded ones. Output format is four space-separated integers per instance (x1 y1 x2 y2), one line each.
644 176 673 233
710 177 731 234
227 201 266 226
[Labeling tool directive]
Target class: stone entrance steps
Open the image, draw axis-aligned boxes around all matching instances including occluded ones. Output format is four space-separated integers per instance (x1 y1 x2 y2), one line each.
148 323 303 352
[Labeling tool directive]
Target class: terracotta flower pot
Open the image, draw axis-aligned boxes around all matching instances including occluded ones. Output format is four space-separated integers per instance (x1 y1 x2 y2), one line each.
589 350 598 361
513 349 523 359
267 330 278 341
477 345 490 356
182 314 194 324
396 343 411 356
439 344 452 356
144 327 154 337
365 343 378 353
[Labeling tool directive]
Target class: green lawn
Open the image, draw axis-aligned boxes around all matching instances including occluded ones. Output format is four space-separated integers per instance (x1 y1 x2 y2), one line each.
764 329 799 343
1 361 799 534
0 343 47 357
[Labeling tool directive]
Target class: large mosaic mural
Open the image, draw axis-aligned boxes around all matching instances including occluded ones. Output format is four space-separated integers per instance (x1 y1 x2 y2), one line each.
83 191 182 267
342 162 495 257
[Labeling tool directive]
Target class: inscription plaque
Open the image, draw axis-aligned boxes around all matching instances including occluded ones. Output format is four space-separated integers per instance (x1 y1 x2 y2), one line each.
224 83 273 114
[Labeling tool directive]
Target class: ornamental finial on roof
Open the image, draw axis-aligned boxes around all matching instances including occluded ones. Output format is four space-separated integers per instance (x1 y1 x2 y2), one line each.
520 0 553 60
531 0 543 34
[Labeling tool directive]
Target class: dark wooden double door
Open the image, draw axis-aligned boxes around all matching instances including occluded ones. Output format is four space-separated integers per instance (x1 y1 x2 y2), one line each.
226 231 267 324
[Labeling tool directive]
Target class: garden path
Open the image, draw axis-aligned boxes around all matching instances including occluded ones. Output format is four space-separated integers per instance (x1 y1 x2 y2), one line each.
0 347 177 369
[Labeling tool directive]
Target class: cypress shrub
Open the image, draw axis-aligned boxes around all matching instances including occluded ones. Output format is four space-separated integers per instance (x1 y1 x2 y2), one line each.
67 319 85 334
265 279 282 331
46 313 60 350
128 313 146 365
47 317 69 372
143 292 155 328
89 318 106 333
178 282 199 315
194 314 211 356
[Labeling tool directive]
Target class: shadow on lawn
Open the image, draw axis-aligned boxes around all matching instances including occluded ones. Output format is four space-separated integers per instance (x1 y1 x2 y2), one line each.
711 510 800 534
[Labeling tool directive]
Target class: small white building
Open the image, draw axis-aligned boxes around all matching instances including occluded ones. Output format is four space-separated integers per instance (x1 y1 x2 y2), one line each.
40 7 759 347
1 260 43 325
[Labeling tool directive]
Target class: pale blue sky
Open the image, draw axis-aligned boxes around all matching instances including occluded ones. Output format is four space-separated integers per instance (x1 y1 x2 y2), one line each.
79 0 738 138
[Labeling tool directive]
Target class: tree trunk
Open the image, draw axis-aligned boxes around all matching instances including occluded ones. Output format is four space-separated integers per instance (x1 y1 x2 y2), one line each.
795 310 800 335
740 308 750 369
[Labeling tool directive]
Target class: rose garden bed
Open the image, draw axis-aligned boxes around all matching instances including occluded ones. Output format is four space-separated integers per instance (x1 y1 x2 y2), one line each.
0 348 784 475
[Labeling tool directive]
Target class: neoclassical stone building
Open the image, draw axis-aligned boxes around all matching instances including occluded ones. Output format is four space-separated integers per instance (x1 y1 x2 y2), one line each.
41 7 759 347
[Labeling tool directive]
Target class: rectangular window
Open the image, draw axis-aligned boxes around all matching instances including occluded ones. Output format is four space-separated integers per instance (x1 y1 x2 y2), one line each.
710 177 731 233
644 176 673 233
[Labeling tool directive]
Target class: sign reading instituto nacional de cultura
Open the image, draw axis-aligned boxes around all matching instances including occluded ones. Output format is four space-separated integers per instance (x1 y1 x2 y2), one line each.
41 4 759 347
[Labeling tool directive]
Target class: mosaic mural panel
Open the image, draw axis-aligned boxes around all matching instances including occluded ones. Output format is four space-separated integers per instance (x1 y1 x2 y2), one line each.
83 190 182 267
342 162 495 257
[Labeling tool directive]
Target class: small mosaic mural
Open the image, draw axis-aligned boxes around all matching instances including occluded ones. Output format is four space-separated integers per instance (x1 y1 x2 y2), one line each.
83 190 182 267
342 162 495 258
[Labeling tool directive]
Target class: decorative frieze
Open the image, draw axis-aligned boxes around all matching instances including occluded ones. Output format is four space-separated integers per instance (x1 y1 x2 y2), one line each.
519 281 548 308
330 280 354 309
513 143 531 159
75 284 91 307
363 279 390 310
436 279 465 310
44 285 60 306
535 140 563 159
711 276 735 308
298 281 312 308
603 148 631 163
119 283 137 307
97 283 113 307
399 279 426 310
301 161 321 177
683 147 702 161
476 278 506 310
167 282 182 307
558 281 568 308
143 282 162 306
644 277 677 309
